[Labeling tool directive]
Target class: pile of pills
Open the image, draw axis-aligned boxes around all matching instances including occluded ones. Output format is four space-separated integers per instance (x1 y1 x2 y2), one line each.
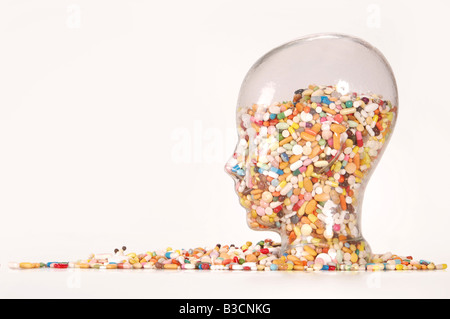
225 84 399 266
7 239 446 271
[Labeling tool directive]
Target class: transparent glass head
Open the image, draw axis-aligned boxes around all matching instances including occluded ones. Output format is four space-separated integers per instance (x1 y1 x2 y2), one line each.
225 33 398 265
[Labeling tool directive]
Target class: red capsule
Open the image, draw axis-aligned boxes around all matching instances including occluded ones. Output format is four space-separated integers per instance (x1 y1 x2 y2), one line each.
53 263 68 269
357 137 364 147
273 205 283 214
201 263 210 270
260 248 269 254
292 202 302 211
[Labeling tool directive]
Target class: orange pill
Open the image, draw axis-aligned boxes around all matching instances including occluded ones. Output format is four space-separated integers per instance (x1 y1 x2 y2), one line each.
333 132 341 150
296 103 304 112
340 195 347 210
301 131 316 142
304 129 317 136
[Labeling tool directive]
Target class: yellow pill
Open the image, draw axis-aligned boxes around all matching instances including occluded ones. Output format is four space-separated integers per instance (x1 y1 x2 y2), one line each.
372 115 378 123
127 252 137 258
279 180 287 189
354 170 364 178
307 214 317 223
395 264 403 270
298 201 308 216
387 112 394 121
345 139 353 147
288 127 295 135
372 258 383 263
106 264 117 269
293 265 304 271
258 255 267 261
305 165 314 177
334 162 342 172
257 265 265 271
19 262 33 269
164 264 179 270
304 246 317 257
330 181 339 187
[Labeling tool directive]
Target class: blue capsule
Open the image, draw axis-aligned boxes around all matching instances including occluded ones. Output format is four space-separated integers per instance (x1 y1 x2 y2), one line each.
321 96 331 104
270 166 284 175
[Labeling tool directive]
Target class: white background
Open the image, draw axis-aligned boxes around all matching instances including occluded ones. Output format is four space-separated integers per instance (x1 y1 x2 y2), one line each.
0 0 449 298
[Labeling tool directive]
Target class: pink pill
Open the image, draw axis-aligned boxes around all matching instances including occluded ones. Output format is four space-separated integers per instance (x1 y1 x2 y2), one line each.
328 138 334 147
256 207 265 216
290 195 299 204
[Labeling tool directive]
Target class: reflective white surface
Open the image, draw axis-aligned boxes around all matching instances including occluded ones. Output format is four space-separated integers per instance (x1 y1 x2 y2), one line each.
1 267 448 299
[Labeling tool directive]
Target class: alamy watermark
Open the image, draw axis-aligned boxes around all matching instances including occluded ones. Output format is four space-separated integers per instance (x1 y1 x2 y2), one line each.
170 120 236 164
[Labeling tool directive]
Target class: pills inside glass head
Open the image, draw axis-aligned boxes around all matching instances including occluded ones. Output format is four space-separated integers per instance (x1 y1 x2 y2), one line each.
7 34 446 272
226 84 395 267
